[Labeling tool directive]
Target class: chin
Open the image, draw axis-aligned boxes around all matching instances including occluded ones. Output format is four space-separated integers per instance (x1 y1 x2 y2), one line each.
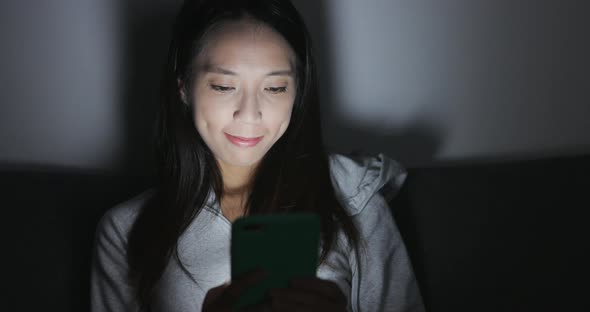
223 153 264 168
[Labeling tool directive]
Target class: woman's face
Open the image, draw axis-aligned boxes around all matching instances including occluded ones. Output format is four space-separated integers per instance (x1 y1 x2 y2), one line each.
183 19 296 170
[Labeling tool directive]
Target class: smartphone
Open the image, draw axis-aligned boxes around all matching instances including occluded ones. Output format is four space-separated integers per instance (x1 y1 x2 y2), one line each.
231 212 321 310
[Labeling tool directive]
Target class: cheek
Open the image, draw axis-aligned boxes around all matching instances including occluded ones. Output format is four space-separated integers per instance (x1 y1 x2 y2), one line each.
267 99 294 133
193 96 230 132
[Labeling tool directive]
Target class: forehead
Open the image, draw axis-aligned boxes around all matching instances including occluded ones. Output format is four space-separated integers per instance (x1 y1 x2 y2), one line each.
196 19 296 71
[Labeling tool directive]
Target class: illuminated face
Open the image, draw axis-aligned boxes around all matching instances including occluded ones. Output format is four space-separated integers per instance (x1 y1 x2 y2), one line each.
183 19 296 170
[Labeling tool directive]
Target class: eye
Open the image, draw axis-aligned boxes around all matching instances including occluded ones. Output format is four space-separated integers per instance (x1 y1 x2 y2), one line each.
210 84 235 92
265 86 288 94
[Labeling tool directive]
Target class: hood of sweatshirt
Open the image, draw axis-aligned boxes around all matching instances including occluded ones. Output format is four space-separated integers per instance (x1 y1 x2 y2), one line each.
328 153 407 216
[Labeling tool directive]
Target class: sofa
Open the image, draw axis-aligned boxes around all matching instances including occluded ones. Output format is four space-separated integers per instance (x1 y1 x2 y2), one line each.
3 154 589 311
391 154 590 311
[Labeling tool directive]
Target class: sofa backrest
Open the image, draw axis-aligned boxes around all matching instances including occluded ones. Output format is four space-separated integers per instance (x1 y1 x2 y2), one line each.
2 168 152 311
391 155 590 311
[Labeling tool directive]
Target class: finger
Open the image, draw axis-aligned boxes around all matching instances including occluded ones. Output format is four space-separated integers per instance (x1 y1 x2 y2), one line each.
289 277 347 303
270 288 319 307
270 296 307 312
239 301 272 312
270 289 343 312
203 283 230 308
224 270 267 302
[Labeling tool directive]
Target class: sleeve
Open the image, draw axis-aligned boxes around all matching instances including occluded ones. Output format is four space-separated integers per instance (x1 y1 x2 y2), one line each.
90 210 140 312
349 193 425 312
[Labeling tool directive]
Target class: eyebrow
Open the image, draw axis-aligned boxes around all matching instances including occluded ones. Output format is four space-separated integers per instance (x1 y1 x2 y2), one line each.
200 64 294 77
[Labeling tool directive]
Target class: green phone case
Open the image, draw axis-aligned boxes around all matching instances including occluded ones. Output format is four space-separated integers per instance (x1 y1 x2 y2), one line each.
231 213 320 310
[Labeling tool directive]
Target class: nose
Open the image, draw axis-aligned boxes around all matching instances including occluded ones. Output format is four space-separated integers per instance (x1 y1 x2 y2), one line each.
233 92 262 123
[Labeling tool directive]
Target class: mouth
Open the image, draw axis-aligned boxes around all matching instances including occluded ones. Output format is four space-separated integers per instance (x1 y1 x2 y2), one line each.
224 133 264 148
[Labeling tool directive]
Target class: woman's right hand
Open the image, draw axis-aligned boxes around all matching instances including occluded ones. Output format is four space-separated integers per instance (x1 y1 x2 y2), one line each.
202 270 267 312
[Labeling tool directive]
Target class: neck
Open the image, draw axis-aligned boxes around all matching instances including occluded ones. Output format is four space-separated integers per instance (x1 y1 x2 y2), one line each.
218 159 257 198
217 160 258 221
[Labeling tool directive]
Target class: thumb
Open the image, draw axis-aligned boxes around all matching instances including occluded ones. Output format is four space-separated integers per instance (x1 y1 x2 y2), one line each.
203 281 231 308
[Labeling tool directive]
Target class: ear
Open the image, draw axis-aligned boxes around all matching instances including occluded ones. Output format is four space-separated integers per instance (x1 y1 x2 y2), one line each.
177 78 188 104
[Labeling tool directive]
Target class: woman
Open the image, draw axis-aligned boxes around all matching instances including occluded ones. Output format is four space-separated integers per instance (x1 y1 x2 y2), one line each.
90 0 424 311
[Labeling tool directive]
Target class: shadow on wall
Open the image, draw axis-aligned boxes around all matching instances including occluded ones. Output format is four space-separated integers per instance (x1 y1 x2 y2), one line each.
292 1 443 167
117 0 182 176
324 118 445 167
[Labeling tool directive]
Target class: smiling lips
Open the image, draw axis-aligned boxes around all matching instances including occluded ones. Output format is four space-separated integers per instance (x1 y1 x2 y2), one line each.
224 133 264 147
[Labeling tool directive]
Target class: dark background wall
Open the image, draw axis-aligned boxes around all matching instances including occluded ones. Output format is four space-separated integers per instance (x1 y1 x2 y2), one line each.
1 0 589 174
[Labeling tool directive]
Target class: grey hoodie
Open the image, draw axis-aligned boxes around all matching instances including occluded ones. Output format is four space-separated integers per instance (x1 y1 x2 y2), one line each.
90 153 425 312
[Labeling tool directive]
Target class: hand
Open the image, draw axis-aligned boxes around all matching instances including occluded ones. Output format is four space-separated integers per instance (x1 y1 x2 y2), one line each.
268 277 347 312
202 270 267 312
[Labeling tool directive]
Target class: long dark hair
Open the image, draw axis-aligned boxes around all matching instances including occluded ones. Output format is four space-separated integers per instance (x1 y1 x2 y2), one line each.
127 0 363 308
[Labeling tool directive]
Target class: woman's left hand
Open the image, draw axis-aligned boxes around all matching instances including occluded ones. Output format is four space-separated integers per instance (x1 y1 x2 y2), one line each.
268 277 347 312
